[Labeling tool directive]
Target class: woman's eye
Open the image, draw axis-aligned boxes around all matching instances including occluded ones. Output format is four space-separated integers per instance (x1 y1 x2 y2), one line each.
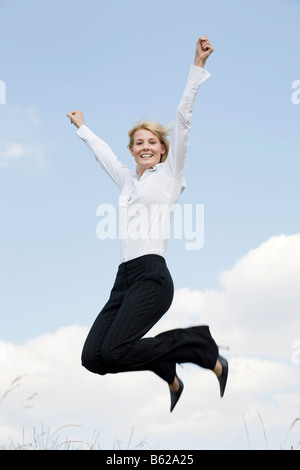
135 141 156 146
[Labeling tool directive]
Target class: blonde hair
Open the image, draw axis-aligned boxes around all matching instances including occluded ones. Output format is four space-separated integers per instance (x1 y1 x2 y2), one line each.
127 119 172 163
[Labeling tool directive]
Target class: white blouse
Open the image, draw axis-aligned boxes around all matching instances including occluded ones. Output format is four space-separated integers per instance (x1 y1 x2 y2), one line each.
77 65 211 263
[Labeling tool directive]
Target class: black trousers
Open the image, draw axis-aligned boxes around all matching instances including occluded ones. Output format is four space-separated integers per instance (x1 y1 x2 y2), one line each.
81 254 219 384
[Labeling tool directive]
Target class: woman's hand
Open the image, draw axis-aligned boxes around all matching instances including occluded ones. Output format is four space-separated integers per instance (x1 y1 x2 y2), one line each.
67 110 84 129
194 35 214 68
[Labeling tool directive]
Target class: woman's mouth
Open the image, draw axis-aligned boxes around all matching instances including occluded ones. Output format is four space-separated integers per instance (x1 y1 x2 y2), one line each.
141 154 153 159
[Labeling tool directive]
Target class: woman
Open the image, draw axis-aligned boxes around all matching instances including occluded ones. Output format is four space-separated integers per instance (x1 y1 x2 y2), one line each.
67 35 228 412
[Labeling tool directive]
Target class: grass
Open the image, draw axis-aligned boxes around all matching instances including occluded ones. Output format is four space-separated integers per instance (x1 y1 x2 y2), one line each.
3 423 152 451
243 408 300 450
1 375 152 450
1 376 299 450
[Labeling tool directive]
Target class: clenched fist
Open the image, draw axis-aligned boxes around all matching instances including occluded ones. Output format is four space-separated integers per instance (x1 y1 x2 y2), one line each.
67 110 84 129
194 35 214 68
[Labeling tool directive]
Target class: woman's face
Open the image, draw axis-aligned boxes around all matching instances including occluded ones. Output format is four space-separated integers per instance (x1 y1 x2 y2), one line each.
130 129 166 177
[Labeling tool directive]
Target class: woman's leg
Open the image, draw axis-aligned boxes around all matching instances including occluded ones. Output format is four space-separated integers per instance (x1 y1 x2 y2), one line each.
82 255 220 387
98 257 219 383
81 256 176 382
99 257 176 382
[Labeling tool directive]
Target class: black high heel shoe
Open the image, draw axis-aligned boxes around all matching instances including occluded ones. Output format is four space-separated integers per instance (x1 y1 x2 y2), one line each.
217 355 228 398
169 376 184 412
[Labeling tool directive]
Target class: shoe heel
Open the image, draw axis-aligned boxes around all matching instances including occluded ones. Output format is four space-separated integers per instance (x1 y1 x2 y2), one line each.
170 376 184 412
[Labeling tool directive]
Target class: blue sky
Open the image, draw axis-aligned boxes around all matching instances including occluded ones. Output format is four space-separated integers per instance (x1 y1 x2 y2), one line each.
0 0 300 450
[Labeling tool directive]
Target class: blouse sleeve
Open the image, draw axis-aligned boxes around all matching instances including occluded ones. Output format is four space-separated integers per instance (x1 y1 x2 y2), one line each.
164 65 211 181
76 125 132 189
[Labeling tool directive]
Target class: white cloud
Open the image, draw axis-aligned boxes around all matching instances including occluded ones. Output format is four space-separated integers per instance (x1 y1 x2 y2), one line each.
0 141 50 171
0 105 51 171
1 233 300 450
1 143 31 159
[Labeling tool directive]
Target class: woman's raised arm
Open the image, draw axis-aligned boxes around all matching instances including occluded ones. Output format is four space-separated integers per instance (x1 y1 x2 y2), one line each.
164 35 214 181
67 110 132 189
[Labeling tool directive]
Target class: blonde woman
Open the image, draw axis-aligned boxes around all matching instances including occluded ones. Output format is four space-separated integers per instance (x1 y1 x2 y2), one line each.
67 35 228 412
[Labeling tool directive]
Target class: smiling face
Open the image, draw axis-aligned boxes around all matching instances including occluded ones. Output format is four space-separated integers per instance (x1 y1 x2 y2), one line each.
130 129 166 178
